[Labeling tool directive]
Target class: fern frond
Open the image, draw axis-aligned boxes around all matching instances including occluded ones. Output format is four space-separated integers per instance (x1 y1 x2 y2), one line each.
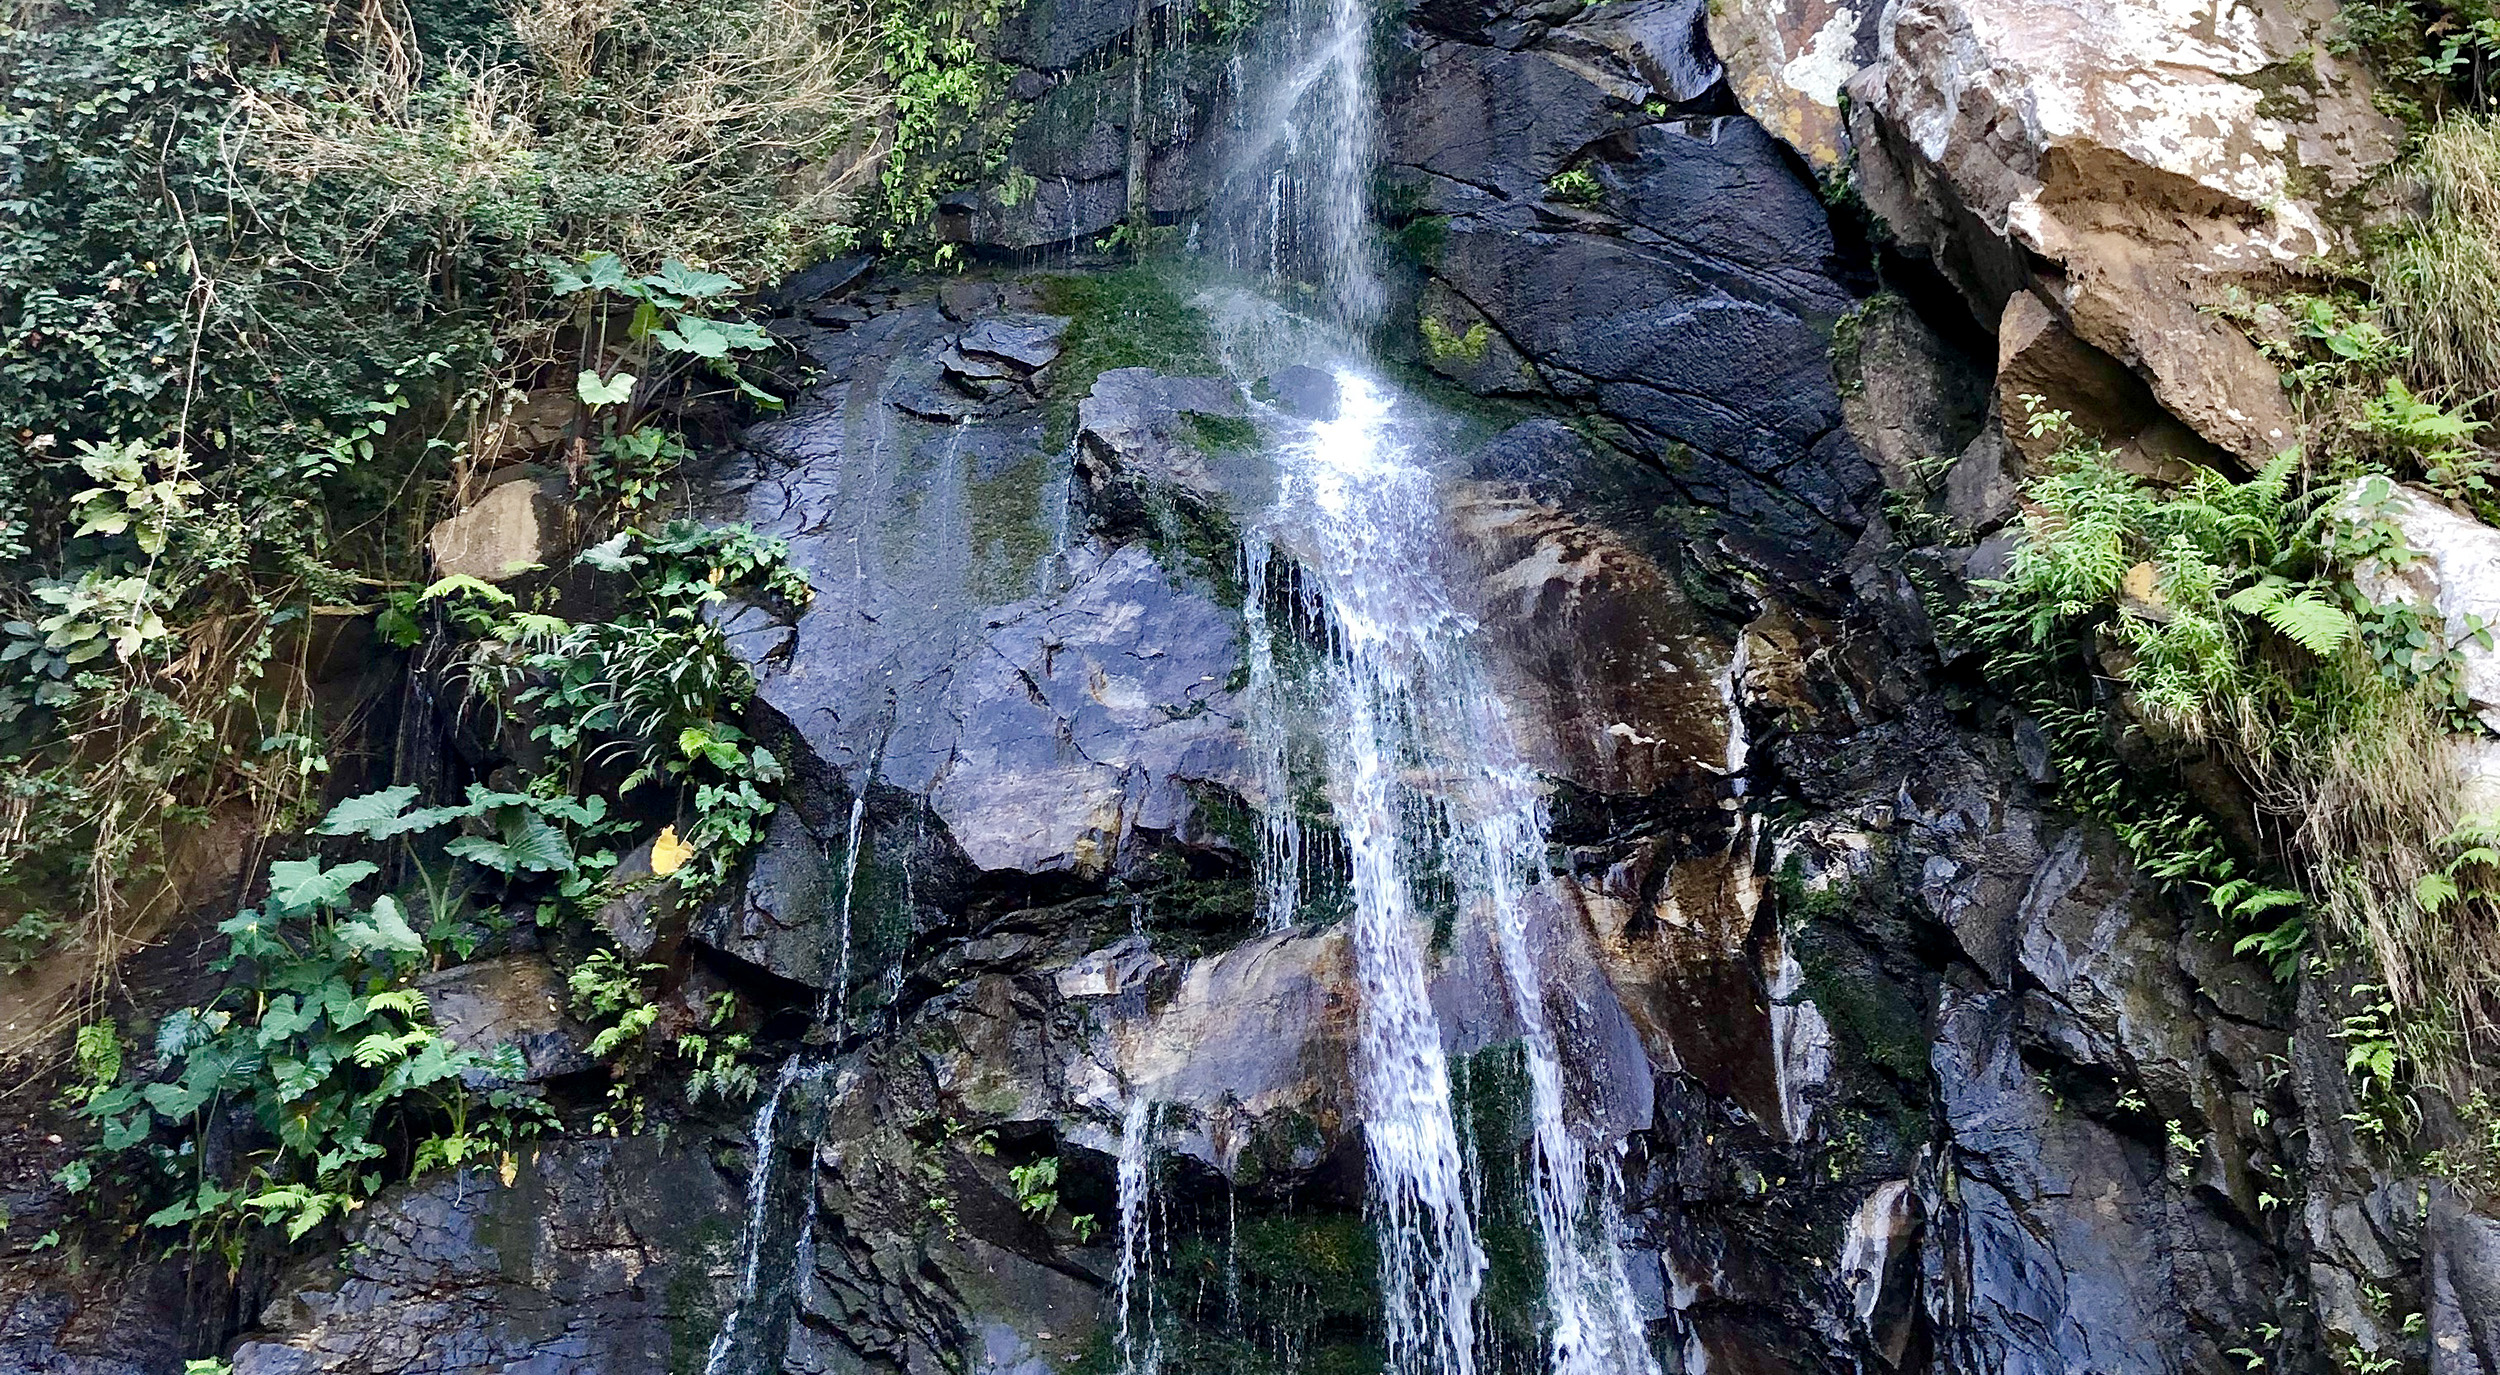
2259 590 2357 656
363 989 430 1020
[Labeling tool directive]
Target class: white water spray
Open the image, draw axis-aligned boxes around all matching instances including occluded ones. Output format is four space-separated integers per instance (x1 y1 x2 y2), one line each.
1113 1096 1164 1375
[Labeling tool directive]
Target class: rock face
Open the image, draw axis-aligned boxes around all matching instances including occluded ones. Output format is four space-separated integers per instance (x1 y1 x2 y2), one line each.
229 1140 743 1375
426 477 570 583
1385 28 1881 579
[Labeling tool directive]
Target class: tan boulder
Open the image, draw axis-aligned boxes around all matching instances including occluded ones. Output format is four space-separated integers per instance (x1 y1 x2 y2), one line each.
425 476 569 582
1996 291 2226 476
1844 0 2404 465
1705 0 1882 175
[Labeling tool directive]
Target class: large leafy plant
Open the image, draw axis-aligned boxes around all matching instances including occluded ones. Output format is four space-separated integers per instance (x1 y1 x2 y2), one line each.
62 827 553 1254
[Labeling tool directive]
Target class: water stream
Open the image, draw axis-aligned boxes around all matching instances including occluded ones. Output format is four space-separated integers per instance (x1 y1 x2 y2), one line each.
1213 0 1661 1371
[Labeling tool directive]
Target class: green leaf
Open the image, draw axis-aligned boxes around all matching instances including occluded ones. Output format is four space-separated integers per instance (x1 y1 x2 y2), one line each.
156 1007 220 1061
577 532 645 572
317 786 426 839
446 810 575 875
577 369 637 408
644 260 741 301
2258 590 2357 656
2417 872 2461 912
337 896 427 958
141 1080 210 1119
421 573 514 607
265 859 377 915
549 252 633 296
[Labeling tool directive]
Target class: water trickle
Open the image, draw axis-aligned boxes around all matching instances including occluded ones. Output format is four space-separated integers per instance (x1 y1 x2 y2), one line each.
819 787 868 1028
1113 1096 1164 1375
703 1054 833 1375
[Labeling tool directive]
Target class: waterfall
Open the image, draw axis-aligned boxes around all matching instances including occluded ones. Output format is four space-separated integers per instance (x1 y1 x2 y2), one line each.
1113 1096 1163 1375
1216 0 1661 1371
703 1054 833 1375
1241 533 1303 930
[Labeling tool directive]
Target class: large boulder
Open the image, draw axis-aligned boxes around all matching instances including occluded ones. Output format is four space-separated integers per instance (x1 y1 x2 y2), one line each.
426 476 570 583
1844 0 2403 465
2347 477 2500 733
1706 0 1882 173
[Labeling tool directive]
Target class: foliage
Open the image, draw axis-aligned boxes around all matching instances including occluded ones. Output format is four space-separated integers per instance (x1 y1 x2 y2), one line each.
2379 116 2500 399
2334 0 2500 122
1982 399 2352 739
1038 269 1220 444
0 0 881 998
867 0 1021 256
1949 399 2500 1091
61 817 555 1253
1542 167 1605 207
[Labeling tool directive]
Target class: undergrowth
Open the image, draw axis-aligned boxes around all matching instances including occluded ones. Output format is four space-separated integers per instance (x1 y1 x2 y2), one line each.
56 521 808 1248
0 0 1030 1044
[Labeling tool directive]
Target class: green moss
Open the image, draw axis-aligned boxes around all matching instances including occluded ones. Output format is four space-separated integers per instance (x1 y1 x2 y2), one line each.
2235 49 2323 122
1183 411 1260 454
1450 1043 1549 1356
1419 316 1491 364
1037 268 1222 447
1139 486 1249 608
665 1213 742 1375
966 447 1060 600
1387 213 1448 268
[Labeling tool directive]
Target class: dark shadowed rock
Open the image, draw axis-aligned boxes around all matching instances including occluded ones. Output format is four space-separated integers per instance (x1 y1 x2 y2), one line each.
231 1139 741 1375
417 953 596 1084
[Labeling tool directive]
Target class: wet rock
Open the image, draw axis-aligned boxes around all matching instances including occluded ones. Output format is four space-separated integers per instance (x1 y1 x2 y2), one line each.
1053 934 1169 1000
1075 366 1255 510
1449 485 1740 797
805 301 870 328
1836 293 1992 498
416 953 596 1084
958 314 1070 372
1925 986 2280 1375
2429 1187 2500 1374
1549 0 1724 106
1261 364 1339 420
1835 1179 1922 1366
426 477 570 583
231 1139 740 1375
769 256 873 313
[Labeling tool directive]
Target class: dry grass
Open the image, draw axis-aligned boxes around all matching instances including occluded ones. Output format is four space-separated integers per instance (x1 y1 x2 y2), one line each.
251 0 891 277
2379 116 2500 398
2244 673 2500 1082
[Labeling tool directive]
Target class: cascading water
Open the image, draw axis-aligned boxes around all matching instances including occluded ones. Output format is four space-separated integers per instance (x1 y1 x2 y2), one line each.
1216 0 1661 1371
703 1055 834 1375
1113 1096 1164 1375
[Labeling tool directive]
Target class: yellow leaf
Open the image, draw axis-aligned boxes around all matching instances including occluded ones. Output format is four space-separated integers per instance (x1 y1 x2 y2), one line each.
499 1153 518 1188
651 825 694 877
